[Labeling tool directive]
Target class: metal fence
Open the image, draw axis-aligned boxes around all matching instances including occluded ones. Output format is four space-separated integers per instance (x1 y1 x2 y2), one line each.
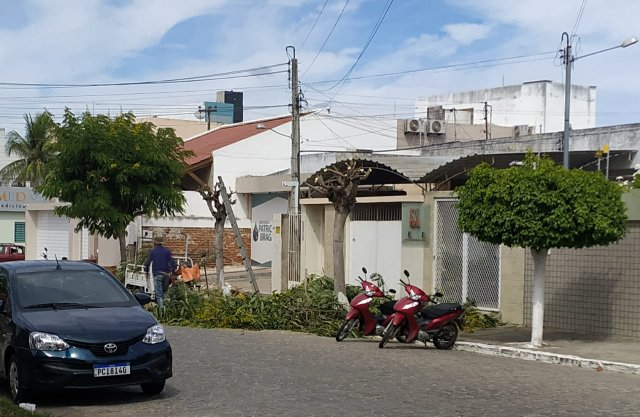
433 199 501 310
288 213 302 284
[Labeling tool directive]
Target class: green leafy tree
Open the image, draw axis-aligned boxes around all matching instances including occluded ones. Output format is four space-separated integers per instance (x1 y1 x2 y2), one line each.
456 152 626 347
38 109 192 262
0 111 56 186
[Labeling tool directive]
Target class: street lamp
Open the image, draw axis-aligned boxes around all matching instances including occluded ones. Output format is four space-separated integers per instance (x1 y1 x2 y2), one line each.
561 33 638 169
194 105 217 131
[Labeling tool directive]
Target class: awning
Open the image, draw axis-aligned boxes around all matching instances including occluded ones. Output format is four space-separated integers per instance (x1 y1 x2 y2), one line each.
418 150 637 188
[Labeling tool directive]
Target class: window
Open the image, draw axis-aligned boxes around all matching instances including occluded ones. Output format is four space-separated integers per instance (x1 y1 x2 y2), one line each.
14 222 25 243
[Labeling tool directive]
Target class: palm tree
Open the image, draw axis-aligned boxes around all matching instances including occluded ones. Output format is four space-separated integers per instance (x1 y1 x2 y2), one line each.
0 112 56 186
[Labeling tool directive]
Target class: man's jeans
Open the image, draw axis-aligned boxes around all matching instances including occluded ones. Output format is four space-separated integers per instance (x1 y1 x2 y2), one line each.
153 274 165 307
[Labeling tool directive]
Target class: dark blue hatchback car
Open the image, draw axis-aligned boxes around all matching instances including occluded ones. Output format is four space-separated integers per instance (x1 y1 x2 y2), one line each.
0 261 172 403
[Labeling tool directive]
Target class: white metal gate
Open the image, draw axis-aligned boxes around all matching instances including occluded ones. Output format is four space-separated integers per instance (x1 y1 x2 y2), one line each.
288 214 301 285
36 212 69 260
433 199 500 310
348 221 402 292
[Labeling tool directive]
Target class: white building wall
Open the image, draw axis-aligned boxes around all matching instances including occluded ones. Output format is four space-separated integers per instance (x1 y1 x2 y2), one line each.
416 81 596 134
215 113 420 228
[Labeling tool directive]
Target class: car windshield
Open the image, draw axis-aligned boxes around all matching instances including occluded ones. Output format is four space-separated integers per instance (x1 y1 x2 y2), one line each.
13 269 135 309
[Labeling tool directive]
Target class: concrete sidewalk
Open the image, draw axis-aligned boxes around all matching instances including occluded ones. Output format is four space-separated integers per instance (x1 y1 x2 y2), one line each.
457 326 640 375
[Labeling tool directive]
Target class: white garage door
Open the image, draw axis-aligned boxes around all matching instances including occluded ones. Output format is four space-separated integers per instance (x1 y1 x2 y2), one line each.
36 212 69 260
348 221 402 293
81 227 89 260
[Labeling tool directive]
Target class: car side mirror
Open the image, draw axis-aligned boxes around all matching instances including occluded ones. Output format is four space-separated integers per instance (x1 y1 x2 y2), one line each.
134 292 152 306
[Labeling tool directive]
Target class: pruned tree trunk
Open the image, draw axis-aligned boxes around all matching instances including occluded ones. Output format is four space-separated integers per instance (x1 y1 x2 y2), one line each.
118 232 127 265
215 217 225 289
530 248 548 347
333 209 349 295
200 180 235 290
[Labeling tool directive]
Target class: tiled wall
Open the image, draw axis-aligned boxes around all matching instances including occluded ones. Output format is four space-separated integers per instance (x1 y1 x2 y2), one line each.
524 221 640 338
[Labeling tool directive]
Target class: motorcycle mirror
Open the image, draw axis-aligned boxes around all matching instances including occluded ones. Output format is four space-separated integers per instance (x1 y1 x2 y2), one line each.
388 288 396 294
435 292 443 297
403 270 410 278
361 267 367 274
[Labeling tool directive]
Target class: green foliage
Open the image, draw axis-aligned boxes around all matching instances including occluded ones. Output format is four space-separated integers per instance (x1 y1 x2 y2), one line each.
0 397 51 416
115 247 150 283
36 109 193 240
0 111 56 186
461 299 501 332
151 275 347 336
456 152 627 251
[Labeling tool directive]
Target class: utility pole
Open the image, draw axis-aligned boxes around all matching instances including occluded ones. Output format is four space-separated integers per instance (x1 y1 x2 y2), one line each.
195 105 217 130
290 48 300 215
560 33 637 170
286 45 301 285
483 102 489 141
561 32 572 169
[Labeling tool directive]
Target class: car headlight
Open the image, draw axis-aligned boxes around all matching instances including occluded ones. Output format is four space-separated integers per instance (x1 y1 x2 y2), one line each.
143 324 166 344
410 293 421 301
29 332 70 351
364 290 375 297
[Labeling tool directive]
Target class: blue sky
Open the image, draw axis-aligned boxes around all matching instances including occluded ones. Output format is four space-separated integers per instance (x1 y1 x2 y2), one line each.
0 0 639 135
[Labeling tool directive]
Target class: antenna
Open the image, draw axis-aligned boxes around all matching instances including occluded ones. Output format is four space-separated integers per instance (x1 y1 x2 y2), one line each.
54 255 61 270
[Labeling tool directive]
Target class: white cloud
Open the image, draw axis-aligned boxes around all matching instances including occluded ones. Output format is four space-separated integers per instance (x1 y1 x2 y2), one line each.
1 0 639 133
443 23 491 45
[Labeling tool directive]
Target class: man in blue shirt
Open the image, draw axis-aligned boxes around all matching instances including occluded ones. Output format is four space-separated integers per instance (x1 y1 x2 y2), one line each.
144 237 176 307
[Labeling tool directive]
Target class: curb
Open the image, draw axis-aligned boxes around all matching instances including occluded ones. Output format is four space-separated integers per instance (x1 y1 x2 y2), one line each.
455 341 640 375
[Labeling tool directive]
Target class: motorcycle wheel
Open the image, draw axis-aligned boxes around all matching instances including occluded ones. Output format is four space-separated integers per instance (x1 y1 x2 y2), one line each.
335 319 357 342
433 322 458 350
395 329 409 343
378 324 397 349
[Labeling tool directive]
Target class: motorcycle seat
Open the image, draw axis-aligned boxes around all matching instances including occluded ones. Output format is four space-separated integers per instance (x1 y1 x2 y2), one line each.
420 303 462 319
379 300 397 316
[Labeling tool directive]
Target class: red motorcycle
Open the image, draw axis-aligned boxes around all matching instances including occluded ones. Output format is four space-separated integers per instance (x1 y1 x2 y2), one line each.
378 270 464 350
335 267 396 341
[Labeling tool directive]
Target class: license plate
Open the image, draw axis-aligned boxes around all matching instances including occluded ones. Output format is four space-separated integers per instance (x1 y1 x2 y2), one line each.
93 363 130 377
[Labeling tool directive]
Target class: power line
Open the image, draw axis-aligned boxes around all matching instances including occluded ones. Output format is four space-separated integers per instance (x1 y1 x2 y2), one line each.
299 0 330 51
319 0 395 93
0 63 288 89
571 0 588 37
304 52 556 86
301 0 351 78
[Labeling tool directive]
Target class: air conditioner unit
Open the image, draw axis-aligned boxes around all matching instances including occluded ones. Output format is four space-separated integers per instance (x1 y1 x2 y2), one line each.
405 118 426 133
428 119 446 134
142 230 154 239
513 125 530 138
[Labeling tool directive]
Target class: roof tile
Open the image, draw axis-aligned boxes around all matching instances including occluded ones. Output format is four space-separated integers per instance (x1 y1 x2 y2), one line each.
183 116 291 166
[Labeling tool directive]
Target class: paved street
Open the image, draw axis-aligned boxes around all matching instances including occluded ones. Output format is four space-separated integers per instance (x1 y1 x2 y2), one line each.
4 326 640 417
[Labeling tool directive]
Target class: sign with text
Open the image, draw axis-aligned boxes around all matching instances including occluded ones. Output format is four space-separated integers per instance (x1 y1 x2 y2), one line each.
0 187 49 212
251 194 288 267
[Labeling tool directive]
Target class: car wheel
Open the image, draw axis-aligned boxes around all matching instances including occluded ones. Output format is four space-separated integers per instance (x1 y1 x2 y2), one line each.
141 379 166 395
8 354 31 404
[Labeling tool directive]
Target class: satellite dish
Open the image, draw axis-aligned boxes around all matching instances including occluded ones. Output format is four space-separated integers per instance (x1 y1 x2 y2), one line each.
194 106 204 120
